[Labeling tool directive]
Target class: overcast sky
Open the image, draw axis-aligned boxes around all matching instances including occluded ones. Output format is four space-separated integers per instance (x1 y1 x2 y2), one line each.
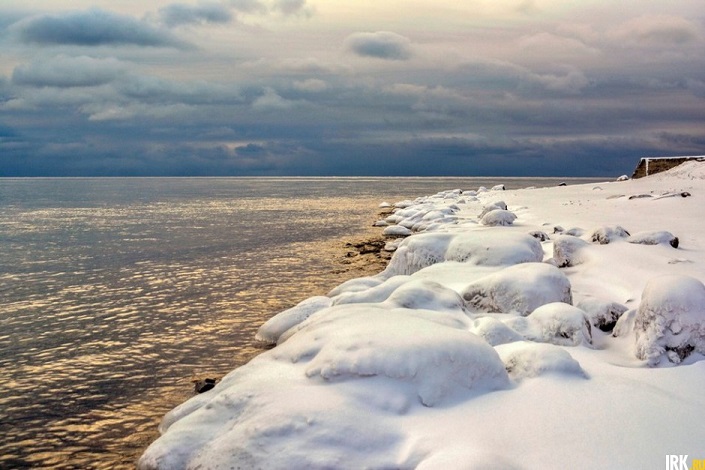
1 0 704 176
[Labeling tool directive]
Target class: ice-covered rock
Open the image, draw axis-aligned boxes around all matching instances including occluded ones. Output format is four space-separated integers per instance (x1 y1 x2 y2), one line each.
480 209 517 226
506 302 591 346
634 275 705 365
552 235 590 267
617 175 629 181
255 296 333 345
577 298 628 332
379 201 392 208
496 341 587 380
491 184 506 191
589 225 630 244
461 263 572 316
627 230 679 248
529 230 550 241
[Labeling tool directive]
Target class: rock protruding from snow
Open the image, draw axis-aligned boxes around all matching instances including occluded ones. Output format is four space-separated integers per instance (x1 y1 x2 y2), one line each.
461 263 572 316
589 225 630 244
634 275 705 365
552 235 590 267
255 296 333 345
627 230 679 248
480 209 517 226
577 298 628 332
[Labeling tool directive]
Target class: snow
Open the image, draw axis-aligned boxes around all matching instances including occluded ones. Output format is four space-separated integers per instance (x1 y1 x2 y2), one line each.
139 161 705 470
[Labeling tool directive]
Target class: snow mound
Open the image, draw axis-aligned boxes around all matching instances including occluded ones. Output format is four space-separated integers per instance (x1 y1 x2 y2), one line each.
255 296 332 345
327 276 383 297
479 201 507 218
382 231 543 277
480 209 517 226
470 317 524 346
384 279 467 312
277 305 508 406
589 225 630 244
461 263 572 315
496 341 587 380
383 225 413 237
577 298 628 332
552 234 590 267
332 275 411 306
138 362 417 469
627 230 679 248
634 275 705 365
506 302 591 346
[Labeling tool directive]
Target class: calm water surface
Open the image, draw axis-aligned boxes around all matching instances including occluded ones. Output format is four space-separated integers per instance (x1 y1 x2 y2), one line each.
0 177 601 468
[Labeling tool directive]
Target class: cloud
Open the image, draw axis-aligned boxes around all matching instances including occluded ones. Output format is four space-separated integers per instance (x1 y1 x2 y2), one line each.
12 55 128 88
229 0 268 13
344 31 413 60
252 87 296 110
14 8 186 48
158 2 234 27
292 79 327 92
611 15 701 45
273 0 310 16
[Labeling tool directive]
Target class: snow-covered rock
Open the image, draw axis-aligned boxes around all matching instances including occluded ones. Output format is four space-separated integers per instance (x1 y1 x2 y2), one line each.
506 302 591 346
589 225 630 244
461 263 572 315
255 296 333 345
278 305 510 406
383 225 413 237
496 341 587 380
552 235 590 267
480 209 517 226
634 275 705 365
626 230 679 248
470 317 524 346
577 298 628 332
382 231 543 277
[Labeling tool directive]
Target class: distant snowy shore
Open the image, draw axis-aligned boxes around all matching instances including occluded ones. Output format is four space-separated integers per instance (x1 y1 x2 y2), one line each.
139 163 705 470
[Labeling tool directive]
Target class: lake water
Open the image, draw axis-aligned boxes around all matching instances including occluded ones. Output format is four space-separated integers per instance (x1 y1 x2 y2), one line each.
0 177 602 468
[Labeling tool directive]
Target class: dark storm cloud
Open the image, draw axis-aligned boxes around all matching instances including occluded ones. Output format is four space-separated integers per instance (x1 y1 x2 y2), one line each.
12 55 128 88
158 2 234 27
15 9 186 47
344 31 412 60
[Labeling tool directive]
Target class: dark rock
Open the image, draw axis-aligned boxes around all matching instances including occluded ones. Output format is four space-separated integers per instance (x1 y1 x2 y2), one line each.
529 231 550 241
194 378 218 393
558 182 567 186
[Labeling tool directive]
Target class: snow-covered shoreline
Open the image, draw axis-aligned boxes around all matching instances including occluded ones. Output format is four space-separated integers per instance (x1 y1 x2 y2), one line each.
139 163 705 470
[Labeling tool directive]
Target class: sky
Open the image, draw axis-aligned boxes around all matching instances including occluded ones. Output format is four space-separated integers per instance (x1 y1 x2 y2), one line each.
1 0 704 177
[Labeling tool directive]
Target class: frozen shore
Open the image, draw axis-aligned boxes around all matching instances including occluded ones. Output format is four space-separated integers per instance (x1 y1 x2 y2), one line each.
139 163 705 470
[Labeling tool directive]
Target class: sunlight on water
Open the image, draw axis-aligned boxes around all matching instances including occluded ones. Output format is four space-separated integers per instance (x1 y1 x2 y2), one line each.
0 177 599 468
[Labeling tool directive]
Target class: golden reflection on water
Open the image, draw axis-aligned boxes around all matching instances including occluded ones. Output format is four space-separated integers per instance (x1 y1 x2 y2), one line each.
0 193 387 469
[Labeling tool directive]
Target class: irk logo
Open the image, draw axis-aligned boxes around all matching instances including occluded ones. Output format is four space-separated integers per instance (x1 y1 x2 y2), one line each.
666 455 687 470
666 455 705 470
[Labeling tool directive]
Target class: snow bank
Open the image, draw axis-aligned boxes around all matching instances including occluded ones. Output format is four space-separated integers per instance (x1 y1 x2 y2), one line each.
141 165 705 470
